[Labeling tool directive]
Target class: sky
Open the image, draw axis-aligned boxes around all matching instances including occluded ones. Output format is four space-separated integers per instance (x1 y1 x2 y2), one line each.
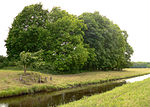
0 0 150 62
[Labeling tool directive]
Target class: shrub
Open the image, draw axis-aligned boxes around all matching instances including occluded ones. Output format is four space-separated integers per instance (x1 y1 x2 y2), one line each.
0 55 9 68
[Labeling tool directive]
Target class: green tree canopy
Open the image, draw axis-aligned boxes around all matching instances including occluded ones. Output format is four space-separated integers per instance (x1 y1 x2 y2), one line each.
5 3 49 59
79 12 133 70
20 51 32 73
5 4 133 72
43 7 89 71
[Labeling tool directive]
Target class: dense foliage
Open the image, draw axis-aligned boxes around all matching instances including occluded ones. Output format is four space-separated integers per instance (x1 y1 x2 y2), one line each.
20 51 32 73
20 50 44 73
5 4 49 59
0 55 8 68
79 12 133 70
5 4 133 73
42 7 89 72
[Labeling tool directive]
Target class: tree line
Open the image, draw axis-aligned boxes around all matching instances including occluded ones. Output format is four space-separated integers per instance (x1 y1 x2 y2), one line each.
5 3 133 73
131 62 150 68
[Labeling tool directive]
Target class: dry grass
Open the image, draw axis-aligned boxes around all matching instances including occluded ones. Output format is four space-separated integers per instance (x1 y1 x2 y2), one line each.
51 68 150 85
0 68 150 97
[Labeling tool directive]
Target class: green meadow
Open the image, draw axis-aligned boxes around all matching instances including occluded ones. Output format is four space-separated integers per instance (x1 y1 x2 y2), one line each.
60 76 150 107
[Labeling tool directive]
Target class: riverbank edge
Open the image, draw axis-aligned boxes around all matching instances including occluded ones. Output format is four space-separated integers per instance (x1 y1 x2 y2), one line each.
0 72 150 99
60 76 150 107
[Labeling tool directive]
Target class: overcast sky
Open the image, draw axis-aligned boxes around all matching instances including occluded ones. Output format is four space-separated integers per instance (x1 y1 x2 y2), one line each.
0 0 150 62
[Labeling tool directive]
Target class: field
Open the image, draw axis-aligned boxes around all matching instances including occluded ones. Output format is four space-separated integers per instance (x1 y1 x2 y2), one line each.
60 76 150 107
0 68 150 98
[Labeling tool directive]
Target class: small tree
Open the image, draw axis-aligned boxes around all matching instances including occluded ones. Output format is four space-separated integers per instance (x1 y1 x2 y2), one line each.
20 51 32 73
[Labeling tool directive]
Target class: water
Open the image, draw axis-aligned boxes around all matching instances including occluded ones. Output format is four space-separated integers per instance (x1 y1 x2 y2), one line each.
126 74 150 83
0 81 125 107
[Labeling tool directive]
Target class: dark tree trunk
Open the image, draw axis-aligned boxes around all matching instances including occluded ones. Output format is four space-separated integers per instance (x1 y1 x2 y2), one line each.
24 64 26 74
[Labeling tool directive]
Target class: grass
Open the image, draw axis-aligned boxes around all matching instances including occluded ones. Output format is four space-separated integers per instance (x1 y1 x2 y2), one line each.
0 81 123 106
0 68 150 98
60 77 150 107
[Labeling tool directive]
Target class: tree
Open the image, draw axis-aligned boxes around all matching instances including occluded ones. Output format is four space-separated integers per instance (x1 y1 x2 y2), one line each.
79 12 104 70
79 12 133 70
43 7 89 72
20 50 45 73
20 51 32 73
5 4 133 72
121 30 134 68
5 3 49 59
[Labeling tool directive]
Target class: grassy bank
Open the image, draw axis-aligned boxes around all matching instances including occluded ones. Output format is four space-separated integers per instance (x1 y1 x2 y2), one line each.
60 77 150 107
0 68 150 98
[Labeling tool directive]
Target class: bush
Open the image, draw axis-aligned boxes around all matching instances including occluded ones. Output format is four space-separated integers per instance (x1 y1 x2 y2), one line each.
31 62 54 73
0 55 9 68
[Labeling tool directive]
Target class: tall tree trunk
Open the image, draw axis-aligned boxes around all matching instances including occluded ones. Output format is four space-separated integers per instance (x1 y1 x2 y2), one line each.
24 64 26 74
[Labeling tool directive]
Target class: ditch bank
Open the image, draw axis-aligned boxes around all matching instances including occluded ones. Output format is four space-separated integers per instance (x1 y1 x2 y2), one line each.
0 72 150 99
0 80 126 107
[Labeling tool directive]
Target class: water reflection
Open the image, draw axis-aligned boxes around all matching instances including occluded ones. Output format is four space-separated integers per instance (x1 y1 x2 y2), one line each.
0 81 125 107
126 74 150 83
0 104 8 107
